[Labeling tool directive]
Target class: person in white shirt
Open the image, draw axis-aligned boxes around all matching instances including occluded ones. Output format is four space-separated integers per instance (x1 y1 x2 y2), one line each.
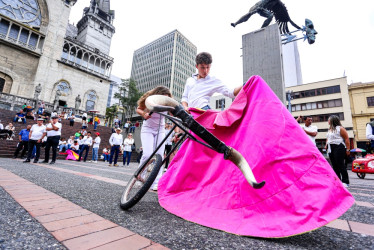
366 121 374 153
59 137 68 152
67 136 74 149
90 132 101 163
79 131 92 162
0 120 3 130
136 86 171 191
70 140 80 154
123 133 135 166
108 128 123 167
24 118 46 163
181 52 242 112
297 115 318 145
42 116 62 164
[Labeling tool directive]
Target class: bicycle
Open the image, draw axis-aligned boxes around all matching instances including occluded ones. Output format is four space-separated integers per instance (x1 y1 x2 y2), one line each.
120 95 265 210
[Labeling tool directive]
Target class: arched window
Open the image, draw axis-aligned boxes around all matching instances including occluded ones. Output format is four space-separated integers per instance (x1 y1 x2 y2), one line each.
86 90 97 111
57 81 71 95
0 0 41 28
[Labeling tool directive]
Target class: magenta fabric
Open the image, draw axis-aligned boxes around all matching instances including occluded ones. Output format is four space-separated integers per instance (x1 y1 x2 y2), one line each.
158 75 354 238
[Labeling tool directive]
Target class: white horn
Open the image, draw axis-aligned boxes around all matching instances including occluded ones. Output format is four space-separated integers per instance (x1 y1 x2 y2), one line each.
145 95 179 112
228 148 265 189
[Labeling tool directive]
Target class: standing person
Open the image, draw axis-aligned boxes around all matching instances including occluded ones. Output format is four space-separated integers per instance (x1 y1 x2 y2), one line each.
136 86 172 191
325 115 350 188
297 115 318 145
108 127 123 167
122 133 134 167
0 120 3 130
13 125 31 159
181 52 242 112
124 121 130 134
164 123 174 169
82 119 88 130
69 114 75 127
78 132 92 162
42 116 62 164
91 132 101 163
93 116 99 130
24 118 46 163
366 120 374 154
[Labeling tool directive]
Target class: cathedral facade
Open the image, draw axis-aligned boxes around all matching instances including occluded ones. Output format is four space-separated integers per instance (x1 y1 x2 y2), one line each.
0 0 115 114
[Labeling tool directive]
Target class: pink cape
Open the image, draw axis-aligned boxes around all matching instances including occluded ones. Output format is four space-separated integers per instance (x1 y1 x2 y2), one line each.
158 76 354 238
66 149 79 161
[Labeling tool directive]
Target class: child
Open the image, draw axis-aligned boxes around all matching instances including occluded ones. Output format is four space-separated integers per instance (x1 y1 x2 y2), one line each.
136 86 172 191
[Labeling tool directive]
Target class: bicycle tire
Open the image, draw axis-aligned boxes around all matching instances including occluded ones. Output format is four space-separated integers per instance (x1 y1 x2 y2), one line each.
120 153 163 210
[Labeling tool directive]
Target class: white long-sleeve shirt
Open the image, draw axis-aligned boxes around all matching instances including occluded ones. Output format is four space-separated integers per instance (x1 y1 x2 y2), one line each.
109 133 123 146
83 136 92 146
181 74 235 109
366 124 374 140
93 137 101 148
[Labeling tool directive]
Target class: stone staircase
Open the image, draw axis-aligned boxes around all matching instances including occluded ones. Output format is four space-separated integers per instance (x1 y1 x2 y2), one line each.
0 108 139 163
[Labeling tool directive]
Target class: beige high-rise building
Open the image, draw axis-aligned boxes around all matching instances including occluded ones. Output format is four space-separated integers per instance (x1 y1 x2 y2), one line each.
348 81 374 149
286 77 354 152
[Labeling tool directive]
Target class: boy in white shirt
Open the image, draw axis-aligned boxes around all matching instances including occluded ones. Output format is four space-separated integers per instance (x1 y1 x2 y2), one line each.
78 132 92 162
181 52 242 112
90 132 101 163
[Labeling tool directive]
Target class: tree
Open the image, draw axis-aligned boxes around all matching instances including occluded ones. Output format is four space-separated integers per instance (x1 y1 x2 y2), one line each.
114 78 142 121
105 105 118 127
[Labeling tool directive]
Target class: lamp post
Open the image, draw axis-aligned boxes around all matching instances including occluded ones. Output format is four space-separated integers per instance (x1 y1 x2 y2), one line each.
286 90 293 113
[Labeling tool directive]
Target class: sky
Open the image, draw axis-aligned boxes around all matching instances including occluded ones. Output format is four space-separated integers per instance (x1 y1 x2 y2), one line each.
69 0 374 88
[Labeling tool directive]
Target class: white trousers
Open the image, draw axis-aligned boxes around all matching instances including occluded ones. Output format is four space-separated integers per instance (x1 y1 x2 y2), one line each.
139 126 165 189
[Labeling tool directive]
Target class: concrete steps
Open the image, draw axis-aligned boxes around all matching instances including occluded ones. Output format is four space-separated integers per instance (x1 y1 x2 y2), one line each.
0 108 139 163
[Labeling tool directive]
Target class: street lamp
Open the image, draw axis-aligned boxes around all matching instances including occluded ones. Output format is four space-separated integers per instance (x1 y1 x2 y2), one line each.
286 90 293 113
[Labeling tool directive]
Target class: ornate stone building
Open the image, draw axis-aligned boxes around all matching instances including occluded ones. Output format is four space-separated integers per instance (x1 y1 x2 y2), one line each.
0 0 115 114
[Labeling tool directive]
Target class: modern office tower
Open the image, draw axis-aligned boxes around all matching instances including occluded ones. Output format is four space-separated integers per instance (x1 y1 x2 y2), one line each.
130 30 197 101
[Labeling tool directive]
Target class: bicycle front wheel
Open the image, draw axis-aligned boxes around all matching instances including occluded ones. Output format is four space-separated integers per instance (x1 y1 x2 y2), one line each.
120 153 162 210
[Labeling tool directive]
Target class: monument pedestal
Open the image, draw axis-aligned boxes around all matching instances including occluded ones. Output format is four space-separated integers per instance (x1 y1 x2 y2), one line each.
242 24 285 103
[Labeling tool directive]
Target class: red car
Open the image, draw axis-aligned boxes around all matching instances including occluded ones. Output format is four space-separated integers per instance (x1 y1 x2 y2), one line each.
352 154 374 179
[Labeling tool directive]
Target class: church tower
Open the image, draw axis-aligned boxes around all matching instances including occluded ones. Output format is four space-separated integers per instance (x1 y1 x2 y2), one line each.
76 0 115 55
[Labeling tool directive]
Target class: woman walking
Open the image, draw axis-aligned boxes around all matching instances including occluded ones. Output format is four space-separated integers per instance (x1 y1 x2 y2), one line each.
122 133 134 166
136 86 172 191
325 115 350 187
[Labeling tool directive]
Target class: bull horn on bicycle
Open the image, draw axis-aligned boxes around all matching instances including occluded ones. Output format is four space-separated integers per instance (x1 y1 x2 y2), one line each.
145 95 179 112
227 147 265 189
145 95 265 189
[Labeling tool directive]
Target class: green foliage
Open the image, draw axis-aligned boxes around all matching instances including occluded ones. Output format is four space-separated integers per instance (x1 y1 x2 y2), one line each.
105 105 117 125
114 78 142 119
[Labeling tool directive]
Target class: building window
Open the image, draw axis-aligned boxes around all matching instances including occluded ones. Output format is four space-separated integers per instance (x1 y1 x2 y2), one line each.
367 97 374 107
86 91 97 111
57 81 71 95
0 77 5 92
291 85 341 99
291 99 343 111
0 0 42 28
216 99 225 109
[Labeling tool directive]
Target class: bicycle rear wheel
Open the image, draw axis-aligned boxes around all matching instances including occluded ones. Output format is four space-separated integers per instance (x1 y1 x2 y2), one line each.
120 153 162 210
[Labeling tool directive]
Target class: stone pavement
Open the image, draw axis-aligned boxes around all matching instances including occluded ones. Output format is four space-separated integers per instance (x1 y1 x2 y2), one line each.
0 158 373 249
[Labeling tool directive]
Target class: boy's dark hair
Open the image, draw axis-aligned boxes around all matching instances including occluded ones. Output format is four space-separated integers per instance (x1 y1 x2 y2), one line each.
196 52 212 65
303 115 312 121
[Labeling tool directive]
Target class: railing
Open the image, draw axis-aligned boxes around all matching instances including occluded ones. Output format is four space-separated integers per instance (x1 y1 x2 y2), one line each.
0 93 104 119
0 14 44 56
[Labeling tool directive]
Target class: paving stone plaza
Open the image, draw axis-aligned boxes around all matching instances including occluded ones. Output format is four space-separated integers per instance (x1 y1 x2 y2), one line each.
0 158 373 249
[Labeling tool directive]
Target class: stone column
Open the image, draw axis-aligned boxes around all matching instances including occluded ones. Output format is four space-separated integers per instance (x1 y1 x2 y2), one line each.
242 24 285 103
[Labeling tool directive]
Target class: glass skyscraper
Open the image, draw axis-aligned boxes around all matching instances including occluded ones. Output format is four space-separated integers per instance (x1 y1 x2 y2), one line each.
130 30 197 101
